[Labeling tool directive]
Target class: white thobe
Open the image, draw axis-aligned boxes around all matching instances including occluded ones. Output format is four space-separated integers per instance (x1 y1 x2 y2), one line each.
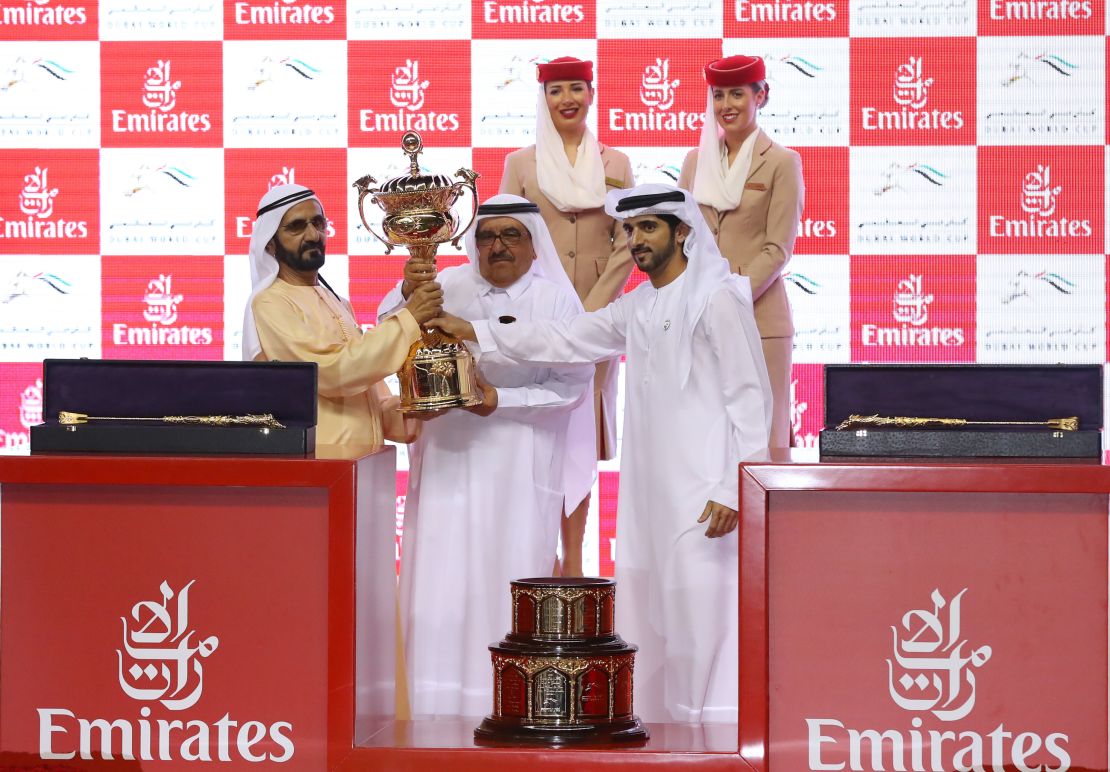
379 266 592 717
473 271 771 723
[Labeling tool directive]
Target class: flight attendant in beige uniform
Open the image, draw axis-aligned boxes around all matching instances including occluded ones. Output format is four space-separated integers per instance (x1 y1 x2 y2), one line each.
500 56 635 576
678 55 803 448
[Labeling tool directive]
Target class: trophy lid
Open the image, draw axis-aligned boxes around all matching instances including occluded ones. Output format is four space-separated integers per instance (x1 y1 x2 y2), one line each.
378 131 455 194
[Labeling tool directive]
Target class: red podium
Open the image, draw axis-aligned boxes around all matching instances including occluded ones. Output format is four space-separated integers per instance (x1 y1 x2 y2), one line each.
739 451 1108 772
0 446 399 772
3 449 1107 772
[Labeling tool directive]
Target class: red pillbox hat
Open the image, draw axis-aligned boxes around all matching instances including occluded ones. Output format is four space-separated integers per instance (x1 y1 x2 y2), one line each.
704 55 766 87
536 56 594 83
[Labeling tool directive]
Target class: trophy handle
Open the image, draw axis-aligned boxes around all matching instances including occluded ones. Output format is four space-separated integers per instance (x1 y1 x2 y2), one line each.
352 175 395 255
449 167 480 249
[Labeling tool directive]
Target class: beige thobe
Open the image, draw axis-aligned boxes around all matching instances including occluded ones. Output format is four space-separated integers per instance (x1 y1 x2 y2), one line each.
251 278 421 447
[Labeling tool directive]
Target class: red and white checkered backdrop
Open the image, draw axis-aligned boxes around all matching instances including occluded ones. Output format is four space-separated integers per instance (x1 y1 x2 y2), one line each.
1 0 1107 575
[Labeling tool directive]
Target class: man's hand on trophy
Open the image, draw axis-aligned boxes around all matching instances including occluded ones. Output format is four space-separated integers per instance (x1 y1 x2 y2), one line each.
401 256 437 299
463 371 498 418
404 281 444 325
425 312 476 342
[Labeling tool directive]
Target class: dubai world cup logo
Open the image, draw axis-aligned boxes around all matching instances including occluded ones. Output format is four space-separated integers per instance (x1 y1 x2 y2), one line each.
887 588 992 721
117 580 220 711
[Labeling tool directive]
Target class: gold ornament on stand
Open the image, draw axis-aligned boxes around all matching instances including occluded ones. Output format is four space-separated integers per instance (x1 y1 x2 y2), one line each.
834 414 1079 431
353 131 483 412
58 411 285 428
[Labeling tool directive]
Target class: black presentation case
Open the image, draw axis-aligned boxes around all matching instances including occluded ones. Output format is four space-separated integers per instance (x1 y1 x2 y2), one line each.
30 359 317 455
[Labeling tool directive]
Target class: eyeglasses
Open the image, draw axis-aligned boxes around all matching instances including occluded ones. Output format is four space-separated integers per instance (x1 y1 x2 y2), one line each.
281 215 328 236
475 228 528 247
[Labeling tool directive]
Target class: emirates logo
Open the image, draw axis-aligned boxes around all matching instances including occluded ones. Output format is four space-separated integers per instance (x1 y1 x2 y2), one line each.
19 377 42 430
887 588 991 722
18 166 58 219
142 274 183 325
389 60 429 111
1019 164 1060 217
890 274 933 326
117 580 219 711
892 57 932 110
142 60 181 113
639 58 679 110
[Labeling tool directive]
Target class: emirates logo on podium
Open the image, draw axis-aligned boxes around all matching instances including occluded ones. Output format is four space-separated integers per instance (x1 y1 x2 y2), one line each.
805 586 1073 771
37 577 297 762
117 580 220 711
886 588 991 722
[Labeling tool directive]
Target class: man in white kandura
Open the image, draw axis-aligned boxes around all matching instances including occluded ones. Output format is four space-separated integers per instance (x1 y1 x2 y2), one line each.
429 183 772 723
378 194 595 716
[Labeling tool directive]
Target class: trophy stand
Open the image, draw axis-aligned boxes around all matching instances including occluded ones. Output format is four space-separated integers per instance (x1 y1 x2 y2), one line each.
353 132 483 412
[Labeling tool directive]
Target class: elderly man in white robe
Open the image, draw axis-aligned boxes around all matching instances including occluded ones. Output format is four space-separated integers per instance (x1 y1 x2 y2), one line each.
378 194 595 717
429 183 772 724
243 183 442 446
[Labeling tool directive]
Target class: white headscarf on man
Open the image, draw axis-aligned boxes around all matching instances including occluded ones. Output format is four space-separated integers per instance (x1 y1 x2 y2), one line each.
464 193 597 512
604 183 768 407
241 183 323 361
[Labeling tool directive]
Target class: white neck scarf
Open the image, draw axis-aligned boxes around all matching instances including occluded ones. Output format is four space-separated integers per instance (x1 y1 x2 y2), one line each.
692 88 759 211
534 86 606 212
242 183 323 361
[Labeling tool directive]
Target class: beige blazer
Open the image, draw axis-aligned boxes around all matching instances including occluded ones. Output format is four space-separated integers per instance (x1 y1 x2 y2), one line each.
500 144 635 313
500 143 635 461
678 130 803 338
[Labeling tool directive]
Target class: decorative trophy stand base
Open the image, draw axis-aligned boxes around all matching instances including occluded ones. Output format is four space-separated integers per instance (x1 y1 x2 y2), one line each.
474 577 649 746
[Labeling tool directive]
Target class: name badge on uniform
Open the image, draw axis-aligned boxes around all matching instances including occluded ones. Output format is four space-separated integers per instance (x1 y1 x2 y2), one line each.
605 176 626 189
744 182 767 191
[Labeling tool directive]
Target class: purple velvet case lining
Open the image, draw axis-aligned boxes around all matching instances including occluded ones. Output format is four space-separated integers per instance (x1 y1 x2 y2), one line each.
823 365 1102 431
40 359 318 427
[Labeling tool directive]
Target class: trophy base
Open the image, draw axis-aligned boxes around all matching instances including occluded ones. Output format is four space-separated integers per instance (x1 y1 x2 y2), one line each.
399 332 483 413
400 393 484 413
473 716 649 746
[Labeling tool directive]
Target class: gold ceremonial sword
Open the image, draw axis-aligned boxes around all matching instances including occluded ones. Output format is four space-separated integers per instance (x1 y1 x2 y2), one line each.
834 414 1079 432
58 411 285 429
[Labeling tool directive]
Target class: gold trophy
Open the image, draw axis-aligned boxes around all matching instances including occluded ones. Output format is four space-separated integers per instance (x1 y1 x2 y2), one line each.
353 131 483 412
